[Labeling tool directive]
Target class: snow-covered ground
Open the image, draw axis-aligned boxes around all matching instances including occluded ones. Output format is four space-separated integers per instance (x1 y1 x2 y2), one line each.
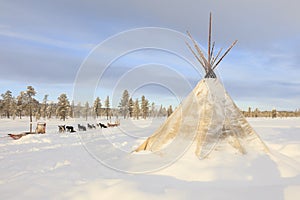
0 117 299 200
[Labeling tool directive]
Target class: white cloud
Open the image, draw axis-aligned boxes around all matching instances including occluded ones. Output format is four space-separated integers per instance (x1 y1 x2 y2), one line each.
0 28 94 50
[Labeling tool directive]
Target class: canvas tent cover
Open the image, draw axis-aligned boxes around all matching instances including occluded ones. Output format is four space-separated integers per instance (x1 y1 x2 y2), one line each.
135 78 268 158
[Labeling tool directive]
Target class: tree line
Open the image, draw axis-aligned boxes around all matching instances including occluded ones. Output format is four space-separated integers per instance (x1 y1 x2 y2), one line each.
1 87 299 121
242 107 300 118
0 87 174 121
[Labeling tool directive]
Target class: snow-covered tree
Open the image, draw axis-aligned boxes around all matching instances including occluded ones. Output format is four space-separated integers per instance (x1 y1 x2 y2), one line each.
93 97 102 118
56 93 70 121
167 105 173 117
1 90 13 118
74 102 82 118
272 108 277 118
128 98 133 118
119 90 129 119
84 101 89 121
105 96 110 120
0 99 3 117
69 100 74 118
133 98 140 119
254 108 259 118
10 97 17 119
46 101 54 119
41 94 48 119
150 102 156 118
141 95 149 119
16 92 26 119
158 104 167 117
26 86 36 132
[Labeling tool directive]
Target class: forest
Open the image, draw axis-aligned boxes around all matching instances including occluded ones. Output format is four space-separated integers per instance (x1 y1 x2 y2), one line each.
1 86 299 121
0 86 174 121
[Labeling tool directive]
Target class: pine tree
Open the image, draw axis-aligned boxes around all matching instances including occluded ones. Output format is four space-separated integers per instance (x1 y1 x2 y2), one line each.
141 95 149 119
133 98 140 119
254 108 259 118
272 108 277 118
105 96 110 120
84 101 89 121
10 97 17 119
46 101 54 119
296 109 300 117
128 98 133 118
93 97 102 118
162 106 167 116
75 102 82 118
119 90 130 119
26 86 36 132
34 98 41 120
16 92 26 119
69 100 74 118
41 94 48 119
0 99 3 117
167 105 173 117
56 93 70 121
1 90 13 118
158 105 167 117
248 107 252 117
150 102 156 118
158 105 163 117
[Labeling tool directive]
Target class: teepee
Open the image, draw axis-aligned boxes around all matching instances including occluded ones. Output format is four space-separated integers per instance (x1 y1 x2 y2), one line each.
135 13 269 158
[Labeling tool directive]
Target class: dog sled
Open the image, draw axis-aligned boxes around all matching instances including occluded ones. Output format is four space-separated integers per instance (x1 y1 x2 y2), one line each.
7 122 46 140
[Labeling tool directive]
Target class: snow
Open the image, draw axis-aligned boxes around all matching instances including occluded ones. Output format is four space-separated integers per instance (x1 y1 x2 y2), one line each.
0 117 300 200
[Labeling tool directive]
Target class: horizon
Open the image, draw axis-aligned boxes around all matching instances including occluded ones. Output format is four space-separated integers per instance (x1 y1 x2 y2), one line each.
1 1 299 111
1 84 299 112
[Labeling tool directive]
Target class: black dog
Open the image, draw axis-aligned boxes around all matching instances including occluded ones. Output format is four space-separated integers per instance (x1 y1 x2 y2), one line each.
99 123 107 128
58 125 66 133
87 123 96 129
78 124 87 131
87 123 93 129
66 126 76 132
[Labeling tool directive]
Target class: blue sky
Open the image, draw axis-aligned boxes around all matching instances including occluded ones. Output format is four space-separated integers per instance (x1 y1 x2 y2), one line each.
0 0 299 111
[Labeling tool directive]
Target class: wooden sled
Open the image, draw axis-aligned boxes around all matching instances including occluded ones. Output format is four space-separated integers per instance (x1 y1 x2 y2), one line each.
7 122 46 140
8 132 35 140
107 122 120 127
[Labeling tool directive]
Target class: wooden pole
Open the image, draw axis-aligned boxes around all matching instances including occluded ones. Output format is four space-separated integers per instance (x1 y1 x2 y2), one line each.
185 41 205 68
186 31 209 69
213 40 238 69
208 12 212 65
210 41 215 64
211 47 223 66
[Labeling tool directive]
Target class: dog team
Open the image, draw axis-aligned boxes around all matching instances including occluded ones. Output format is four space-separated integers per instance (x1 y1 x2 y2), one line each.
58 121 120 133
